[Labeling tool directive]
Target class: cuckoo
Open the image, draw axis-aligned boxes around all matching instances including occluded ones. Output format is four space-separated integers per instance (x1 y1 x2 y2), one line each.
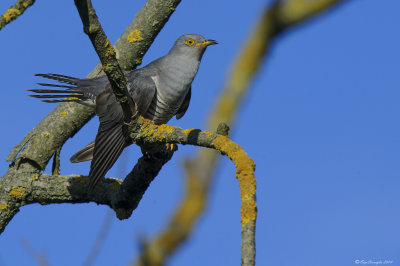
29 33 218 193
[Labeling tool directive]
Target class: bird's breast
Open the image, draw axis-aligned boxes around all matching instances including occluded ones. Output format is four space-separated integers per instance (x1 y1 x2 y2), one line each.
145 75 190 124
144 57 199 124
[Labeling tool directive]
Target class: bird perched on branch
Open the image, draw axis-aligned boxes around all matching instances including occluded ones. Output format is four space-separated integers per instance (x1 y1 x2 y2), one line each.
29 33 218 193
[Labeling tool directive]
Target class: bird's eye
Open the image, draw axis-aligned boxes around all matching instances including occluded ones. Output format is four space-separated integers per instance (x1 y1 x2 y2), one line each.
185 38 195 46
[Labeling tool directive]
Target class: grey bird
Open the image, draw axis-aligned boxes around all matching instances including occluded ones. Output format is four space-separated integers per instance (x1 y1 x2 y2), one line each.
29 33 218 193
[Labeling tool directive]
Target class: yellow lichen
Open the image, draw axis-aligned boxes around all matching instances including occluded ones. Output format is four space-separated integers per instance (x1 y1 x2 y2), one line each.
104 38 111 48
3 8 21 23
57 177 66 182
204 131 214 138
0 203 7 210
59 111 67 118
138 117 174 142
136 58 142 65
211 135 231 155
104 39 116 57
67 96 79 101
127 29 143 43
108 178 122 196
212 136 257 227
182 128 197 135
30 174 39 182
104 63 114 70
9 186 25 199
32 136 40 145
41 131 50 138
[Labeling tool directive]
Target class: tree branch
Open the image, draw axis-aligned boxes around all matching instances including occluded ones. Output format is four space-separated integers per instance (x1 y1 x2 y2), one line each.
20 236 50 266
0 118 256 238
82 210 114 266
74 0 135 119
0 0 35 31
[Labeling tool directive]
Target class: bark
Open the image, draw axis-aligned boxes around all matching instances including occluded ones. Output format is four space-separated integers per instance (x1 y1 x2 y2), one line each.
0 0 35 31
0 118 256 234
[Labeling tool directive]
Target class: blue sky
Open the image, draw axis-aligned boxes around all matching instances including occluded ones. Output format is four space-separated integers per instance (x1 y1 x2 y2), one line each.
1 0 399 265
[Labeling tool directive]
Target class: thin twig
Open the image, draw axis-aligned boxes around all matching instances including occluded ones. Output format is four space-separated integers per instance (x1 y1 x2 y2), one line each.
74 0 135 119
51 147 61 175
20 237 50 266
82 210 114 266
0 0 35 31
83 149 128 266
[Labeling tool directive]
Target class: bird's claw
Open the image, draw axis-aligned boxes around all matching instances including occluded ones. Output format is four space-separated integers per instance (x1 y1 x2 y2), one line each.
165 143 178 152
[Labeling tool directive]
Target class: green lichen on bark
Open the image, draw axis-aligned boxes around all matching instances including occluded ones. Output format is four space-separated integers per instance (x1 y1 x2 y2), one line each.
0 0 35 31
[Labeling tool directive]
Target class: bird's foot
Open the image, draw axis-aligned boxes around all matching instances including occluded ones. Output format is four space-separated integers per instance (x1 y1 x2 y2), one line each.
165 143 178 152
141 143 178 160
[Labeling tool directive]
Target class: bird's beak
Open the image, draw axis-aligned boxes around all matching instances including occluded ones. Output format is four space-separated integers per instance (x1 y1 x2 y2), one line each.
195 39 218 47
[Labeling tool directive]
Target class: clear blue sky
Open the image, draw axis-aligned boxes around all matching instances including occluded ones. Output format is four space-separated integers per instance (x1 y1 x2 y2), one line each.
1 0 399 265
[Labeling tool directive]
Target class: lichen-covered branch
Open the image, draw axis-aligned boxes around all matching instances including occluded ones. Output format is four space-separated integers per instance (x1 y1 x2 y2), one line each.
2 0 181 234
0 118 255 239
0 0 35 31
74 0 135 119
136 0 347 265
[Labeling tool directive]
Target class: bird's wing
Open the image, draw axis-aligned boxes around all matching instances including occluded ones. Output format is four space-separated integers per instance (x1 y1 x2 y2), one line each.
79 69 158 193
129 71 157 116
87 85 129 193
176 87 191 120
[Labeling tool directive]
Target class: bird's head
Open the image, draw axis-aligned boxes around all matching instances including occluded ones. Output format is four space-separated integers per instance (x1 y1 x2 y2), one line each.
169 34 218 60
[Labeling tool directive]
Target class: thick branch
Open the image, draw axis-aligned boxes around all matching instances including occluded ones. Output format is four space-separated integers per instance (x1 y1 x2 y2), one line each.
0 119 255 237
0 0 35 31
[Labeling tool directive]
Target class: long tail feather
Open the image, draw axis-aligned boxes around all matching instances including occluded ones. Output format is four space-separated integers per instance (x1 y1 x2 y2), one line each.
34 73 80 85
29 74 87 103
70 141 95 163
41 99 81 103
36 83 76 89
29 94 83 99
28 89 81 94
